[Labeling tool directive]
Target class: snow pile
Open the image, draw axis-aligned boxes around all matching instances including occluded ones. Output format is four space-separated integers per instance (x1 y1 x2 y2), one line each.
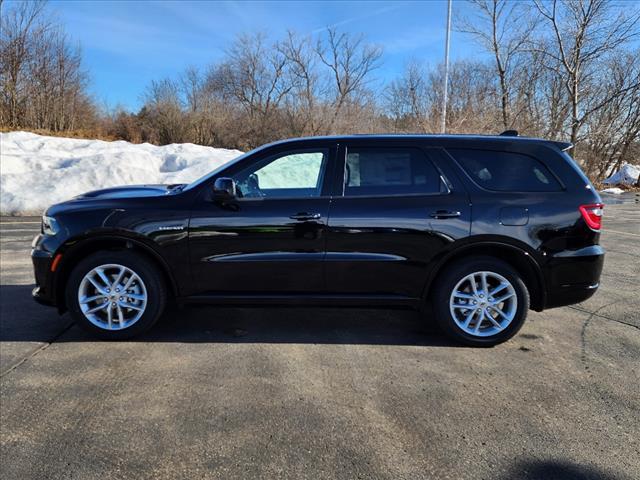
0 131 242 215
603 163 639 186
600 187 625 195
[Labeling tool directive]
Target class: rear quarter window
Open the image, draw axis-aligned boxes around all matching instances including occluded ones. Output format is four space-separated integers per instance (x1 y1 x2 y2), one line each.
448 149 562 192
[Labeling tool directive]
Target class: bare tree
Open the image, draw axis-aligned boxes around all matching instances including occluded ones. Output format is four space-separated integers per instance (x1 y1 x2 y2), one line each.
585 52 640 180
385 61 430 132
532 0 640 155
316 28 382 134
143 78 188 144
218 33 295 146
429 60 498 133
459 0 537 129
178 66 219 145
180 66 203 114
0 0 95 132
277 31 320 135
517 50 570 139
0 0 48 127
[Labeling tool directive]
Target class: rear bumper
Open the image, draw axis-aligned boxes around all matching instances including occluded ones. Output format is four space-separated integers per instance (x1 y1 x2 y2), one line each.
544 282 600 309
543 245 604 309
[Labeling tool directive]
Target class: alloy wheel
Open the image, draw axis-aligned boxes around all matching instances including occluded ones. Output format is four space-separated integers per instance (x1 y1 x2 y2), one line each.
77 263 148 330
449 271 518 337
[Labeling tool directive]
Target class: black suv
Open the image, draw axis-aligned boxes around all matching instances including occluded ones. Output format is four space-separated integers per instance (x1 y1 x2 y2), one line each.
32 134 605 346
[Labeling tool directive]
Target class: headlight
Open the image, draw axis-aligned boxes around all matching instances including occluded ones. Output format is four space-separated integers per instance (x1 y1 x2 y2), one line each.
42 216 60 236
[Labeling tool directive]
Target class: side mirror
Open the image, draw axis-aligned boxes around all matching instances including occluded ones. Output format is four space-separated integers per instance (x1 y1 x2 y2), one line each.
213 177 237 198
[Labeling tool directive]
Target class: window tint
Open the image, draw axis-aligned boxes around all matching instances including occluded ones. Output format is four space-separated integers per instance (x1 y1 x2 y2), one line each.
449 149 562 192
233 150 327 198
344 147 443 196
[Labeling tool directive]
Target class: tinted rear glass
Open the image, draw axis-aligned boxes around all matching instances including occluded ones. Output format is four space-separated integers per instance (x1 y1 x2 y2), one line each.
344 147 444 196
449 149 562 192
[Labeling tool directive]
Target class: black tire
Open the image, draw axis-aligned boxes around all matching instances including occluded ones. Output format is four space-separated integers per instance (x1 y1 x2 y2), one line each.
66 250 167 340
432 256 530 347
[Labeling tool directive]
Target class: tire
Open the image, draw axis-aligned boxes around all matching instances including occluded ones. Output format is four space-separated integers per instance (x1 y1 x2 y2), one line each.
65 250 167 340
432 256 530 347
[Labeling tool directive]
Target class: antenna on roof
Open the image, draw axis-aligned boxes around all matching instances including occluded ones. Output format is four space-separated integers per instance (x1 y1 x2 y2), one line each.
500 130 519 137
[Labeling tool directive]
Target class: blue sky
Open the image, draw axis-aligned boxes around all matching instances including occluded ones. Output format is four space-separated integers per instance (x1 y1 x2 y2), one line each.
46 0 482 111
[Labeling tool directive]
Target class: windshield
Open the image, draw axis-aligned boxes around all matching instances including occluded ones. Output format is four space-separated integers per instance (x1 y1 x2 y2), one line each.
182 148 256 191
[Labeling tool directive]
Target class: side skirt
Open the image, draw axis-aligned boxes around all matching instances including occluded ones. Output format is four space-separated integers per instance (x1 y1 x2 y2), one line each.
179 293 421 309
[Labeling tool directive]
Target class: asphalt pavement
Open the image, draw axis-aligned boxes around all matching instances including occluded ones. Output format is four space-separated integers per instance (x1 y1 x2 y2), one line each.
1 195 638 479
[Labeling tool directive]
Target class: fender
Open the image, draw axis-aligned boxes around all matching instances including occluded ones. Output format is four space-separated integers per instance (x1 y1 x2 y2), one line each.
53 231 180 311
421 237 547 310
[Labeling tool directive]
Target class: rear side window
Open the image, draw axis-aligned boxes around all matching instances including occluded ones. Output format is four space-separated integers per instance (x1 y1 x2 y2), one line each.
344 147 445 196
449 149 562 192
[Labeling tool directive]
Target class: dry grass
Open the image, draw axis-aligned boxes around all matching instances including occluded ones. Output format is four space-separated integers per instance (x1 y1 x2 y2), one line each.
0 127 117 142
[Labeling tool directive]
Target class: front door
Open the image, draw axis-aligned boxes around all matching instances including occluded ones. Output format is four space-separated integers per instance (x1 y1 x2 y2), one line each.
188 145 334 295
325 144 471 299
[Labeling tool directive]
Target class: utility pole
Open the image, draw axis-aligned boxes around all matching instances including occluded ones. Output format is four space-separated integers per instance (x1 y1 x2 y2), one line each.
441 0 452 134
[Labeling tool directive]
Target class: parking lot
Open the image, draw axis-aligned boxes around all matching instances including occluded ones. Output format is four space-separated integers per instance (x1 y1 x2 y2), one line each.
1 197 638 479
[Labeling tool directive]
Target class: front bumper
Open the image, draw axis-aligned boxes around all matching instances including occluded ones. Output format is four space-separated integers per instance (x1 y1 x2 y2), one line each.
31 235 57 307
544 245 605 309
32 285 56 306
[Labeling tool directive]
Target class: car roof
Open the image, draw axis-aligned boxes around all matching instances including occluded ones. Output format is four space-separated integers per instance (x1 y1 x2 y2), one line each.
265 134 573 151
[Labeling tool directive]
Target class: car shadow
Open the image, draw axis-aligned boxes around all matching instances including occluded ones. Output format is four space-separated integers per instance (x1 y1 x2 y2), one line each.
500 459 624 480
0 284 459 347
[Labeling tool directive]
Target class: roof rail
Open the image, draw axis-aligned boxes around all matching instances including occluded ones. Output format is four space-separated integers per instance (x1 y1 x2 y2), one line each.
499 130 519 137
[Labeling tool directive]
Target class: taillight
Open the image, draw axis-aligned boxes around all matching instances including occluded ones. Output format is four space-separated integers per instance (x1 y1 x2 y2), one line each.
579 203 604 231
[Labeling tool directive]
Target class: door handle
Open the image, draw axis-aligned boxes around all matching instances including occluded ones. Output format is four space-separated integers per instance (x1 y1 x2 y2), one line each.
289 212 321 221
430 210 461 219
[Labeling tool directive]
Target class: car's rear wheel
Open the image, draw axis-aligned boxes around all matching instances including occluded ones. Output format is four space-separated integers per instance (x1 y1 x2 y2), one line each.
432 256 530 347
66 251 167 339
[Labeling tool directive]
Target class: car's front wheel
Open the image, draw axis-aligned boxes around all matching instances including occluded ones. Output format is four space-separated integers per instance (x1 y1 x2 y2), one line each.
66 251 167 339
433 256 530 347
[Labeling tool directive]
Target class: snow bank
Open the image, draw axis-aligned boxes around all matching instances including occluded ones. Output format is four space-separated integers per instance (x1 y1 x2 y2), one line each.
0 131 242 215
600 187 625 195
603 163 639 186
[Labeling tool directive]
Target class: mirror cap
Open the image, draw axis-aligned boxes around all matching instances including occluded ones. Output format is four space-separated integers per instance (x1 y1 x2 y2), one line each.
213 177 236 197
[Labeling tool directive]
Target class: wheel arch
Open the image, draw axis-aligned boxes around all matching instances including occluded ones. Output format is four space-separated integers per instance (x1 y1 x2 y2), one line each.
423 241 546 311
53 234 179 312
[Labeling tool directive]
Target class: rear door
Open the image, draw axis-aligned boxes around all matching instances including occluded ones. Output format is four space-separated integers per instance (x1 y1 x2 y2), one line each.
324 142 471 300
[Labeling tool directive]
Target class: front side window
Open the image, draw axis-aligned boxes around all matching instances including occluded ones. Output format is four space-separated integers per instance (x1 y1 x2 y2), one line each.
344 147 444 196
233 150 327 198
449 149 562 192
